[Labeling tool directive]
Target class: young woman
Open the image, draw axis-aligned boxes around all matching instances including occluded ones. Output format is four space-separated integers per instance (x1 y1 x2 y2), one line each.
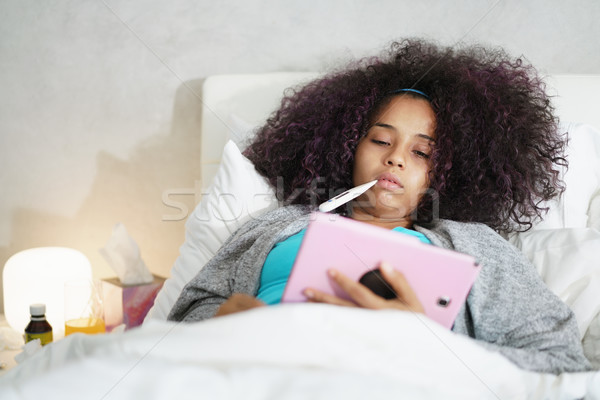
168 39 591 373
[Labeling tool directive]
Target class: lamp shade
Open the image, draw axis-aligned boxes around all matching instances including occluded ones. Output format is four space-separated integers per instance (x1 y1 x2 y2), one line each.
3 247 92 338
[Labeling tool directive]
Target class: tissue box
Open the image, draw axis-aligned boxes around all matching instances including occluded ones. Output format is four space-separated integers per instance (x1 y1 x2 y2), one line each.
102 275 165 331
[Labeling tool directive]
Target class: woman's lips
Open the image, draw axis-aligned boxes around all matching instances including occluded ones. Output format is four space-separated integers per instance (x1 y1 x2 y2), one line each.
376 173 403 190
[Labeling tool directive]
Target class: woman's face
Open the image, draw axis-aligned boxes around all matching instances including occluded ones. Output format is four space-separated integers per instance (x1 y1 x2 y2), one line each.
351 95 436 228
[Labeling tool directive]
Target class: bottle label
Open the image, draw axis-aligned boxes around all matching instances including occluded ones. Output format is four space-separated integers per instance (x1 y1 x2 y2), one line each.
25 331 53 346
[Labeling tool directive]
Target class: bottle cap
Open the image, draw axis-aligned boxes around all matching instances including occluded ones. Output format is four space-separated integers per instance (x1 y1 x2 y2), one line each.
30 303 46 316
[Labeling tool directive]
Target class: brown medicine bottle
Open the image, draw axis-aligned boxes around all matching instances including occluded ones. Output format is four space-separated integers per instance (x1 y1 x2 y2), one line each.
24 303 53 346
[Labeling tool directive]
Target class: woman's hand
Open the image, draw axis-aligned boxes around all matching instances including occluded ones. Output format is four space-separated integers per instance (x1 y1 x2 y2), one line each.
303 262 424 314
214 293 266 317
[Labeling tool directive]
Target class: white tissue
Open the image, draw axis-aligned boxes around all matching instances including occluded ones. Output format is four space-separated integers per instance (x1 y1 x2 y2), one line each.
100 223 153 285
0 326 24 350
14 338 42 364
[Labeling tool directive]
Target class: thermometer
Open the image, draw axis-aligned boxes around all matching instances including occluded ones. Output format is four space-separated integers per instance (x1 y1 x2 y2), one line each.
318 180 378 212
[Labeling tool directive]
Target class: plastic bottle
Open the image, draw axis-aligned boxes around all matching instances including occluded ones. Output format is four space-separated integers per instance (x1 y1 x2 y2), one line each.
24 303 53 346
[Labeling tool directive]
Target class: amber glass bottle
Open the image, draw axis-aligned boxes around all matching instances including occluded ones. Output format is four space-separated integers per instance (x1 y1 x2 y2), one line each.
24 303 53 346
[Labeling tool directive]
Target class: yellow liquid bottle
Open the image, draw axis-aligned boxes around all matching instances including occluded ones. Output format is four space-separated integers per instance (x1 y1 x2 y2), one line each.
25 303 53 346
64 317 106 336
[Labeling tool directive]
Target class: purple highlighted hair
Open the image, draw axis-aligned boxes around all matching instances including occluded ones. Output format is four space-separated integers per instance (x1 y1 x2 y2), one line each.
244 39 567 232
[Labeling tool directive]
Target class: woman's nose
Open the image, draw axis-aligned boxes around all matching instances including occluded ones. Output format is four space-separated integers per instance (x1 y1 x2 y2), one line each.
385 150 404 168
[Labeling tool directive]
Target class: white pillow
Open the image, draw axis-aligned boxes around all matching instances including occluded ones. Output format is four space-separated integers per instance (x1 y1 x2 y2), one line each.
145 141 277 320
588 190 600 229
532 122 600 230
510 228 600 336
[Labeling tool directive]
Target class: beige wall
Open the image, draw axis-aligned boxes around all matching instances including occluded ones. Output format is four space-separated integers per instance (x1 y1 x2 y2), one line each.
1 0 599 312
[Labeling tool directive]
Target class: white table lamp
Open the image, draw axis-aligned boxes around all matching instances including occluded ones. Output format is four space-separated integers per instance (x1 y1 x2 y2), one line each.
3 247 92 338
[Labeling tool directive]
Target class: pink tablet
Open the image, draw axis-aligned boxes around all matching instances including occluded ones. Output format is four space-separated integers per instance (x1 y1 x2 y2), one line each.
281 212 481 329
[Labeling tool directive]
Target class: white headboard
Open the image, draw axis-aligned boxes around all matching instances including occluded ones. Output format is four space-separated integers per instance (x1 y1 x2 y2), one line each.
546 75 600 129
199 73 600 190
199 72 319 191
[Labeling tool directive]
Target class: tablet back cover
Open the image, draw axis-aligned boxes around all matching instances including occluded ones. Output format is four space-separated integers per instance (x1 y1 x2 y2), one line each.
281 212 481 328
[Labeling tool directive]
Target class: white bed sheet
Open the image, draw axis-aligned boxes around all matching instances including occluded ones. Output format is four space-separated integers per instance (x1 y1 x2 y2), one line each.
2 304 599 399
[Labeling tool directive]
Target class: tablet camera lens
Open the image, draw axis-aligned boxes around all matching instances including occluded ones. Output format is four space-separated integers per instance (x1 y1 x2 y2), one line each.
437 296 451 307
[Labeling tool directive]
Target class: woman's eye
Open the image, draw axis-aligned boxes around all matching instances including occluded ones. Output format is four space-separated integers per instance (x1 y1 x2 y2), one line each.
371 139 390 146
414 150 430 159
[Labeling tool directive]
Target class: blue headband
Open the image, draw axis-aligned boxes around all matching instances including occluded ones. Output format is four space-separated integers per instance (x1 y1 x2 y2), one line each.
389 88 430 100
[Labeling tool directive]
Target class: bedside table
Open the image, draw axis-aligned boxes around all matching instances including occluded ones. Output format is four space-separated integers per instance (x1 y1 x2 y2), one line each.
0 314 23 374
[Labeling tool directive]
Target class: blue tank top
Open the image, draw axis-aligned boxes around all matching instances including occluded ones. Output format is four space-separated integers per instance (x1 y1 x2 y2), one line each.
256 226 431 305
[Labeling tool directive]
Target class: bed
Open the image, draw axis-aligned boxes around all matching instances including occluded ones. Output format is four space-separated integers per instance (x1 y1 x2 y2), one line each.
1 72 600 399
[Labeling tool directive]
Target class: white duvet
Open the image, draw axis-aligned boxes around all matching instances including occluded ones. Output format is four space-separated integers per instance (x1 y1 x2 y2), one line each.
1 304 598 399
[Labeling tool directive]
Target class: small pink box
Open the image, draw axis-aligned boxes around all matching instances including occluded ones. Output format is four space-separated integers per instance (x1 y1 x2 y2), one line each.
102 275 165 332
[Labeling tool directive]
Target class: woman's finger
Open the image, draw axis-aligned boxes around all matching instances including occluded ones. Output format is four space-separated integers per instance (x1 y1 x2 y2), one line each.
303 286 357 307
324 269 388 308
379 262 424 313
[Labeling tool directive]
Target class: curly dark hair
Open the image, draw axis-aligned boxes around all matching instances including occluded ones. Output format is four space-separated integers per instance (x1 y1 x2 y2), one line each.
244 39 567 233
